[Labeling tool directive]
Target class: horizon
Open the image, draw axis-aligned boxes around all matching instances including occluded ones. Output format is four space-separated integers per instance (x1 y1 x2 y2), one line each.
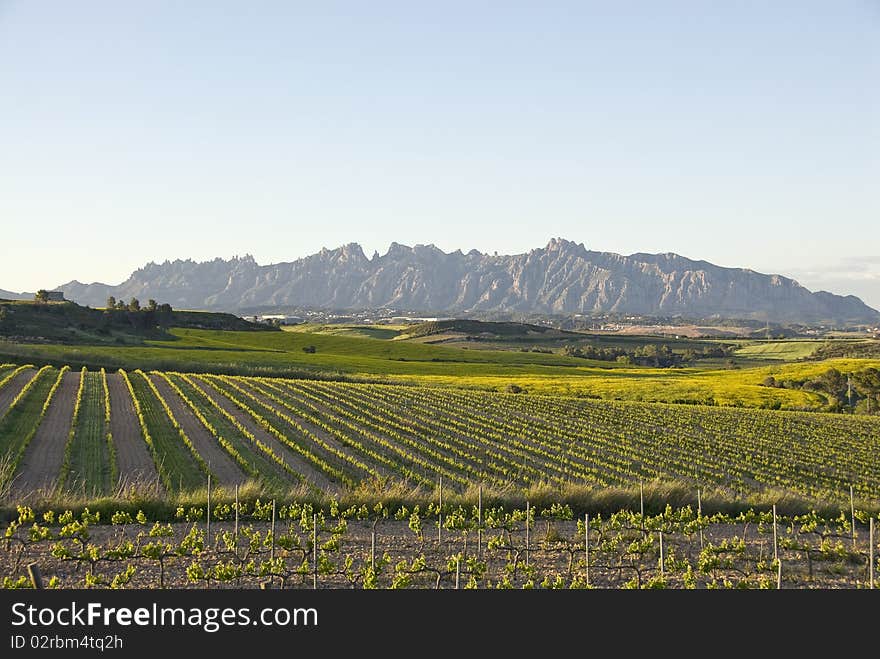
1 2 877 306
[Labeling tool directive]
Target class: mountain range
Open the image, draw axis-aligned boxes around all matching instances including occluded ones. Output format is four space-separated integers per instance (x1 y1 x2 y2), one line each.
13 239 879 324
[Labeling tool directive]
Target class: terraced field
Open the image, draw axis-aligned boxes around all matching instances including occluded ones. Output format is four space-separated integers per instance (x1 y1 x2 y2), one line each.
0 365 878 503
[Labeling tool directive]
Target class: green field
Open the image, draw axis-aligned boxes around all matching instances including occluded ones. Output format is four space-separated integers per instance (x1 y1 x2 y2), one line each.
1 327 878 412
284 323 407 340
733 341 821 360
60 369 111 495
392 357 880 408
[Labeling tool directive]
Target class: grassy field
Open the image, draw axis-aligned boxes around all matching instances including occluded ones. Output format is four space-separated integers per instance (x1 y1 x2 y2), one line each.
0 327 628 377
283 323 408 340
733 341 822 360
389 357 880 408
1 328 877 411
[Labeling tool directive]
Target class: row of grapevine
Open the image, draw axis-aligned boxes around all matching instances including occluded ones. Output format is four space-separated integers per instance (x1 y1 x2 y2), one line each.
0 364 35 417
321 382 593 485
472 387 880 498
264 379 474 485
136 370 212 480
101 368 118 487
198 375 360 487
220 376 433 487
5 366 51 417
326 381 565 485
123 370 210 491
171 373 305 486
0 366 69 488
57 367 87 491
154 372 257 478
3 501 878 589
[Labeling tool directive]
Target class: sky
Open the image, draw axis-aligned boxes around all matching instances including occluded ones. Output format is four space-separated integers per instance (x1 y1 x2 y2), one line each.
1 1 878 307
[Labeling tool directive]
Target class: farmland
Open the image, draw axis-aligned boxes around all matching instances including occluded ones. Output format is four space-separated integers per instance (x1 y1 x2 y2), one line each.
1 366 878 506
2 326 879 409
2 502 877 589
733 341 821 361
1 315 879 588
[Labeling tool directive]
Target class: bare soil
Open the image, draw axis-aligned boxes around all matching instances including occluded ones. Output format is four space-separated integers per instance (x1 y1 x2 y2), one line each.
106 373 161 490
13 370 80 495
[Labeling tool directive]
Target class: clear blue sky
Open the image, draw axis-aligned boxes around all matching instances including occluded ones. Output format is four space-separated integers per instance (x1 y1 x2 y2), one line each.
1 1 878 307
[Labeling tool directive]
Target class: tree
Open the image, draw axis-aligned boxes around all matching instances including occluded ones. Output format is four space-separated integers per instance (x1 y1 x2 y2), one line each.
146 299 158 312
128 298 140 312
106 296 117 309
34 290 49 303
115 300 127 310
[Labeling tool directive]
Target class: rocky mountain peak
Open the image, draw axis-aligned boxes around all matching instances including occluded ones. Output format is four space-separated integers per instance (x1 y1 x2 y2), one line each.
52 239 880 324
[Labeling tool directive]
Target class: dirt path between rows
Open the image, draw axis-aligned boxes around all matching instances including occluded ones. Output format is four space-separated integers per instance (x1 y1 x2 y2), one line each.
147 374 247 487
0 369 36 419
13 370 80 496
106 373 161 491
193 377 335 491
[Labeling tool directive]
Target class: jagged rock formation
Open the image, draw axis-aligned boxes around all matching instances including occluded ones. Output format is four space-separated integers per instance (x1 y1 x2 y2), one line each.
55 239 879 323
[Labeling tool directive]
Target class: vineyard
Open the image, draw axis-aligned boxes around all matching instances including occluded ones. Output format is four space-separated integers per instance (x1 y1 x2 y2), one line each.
1 501 877 588
0 364 878 504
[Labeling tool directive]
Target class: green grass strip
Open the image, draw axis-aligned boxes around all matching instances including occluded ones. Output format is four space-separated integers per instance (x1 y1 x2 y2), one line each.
61 369 112 495
127 370 208 492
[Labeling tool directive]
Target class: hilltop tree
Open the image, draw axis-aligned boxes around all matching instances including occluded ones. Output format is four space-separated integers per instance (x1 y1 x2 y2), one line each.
128 298 140 312
146 299 158 312
34 289 49 303
106 296 117 309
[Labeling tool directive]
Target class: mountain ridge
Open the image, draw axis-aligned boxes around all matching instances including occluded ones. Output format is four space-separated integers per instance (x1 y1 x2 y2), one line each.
51 239 880 324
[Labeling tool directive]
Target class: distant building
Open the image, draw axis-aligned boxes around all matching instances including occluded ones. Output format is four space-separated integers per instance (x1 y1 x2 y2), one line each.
46 291 65 302
389 316 447 324
251 314 303 325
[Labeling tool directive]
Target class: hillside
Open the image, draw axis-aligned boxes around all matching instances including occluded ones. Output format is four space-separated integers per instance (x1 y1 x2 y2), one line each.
0 299 273 344
399 319 569 340
54 239 880 324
